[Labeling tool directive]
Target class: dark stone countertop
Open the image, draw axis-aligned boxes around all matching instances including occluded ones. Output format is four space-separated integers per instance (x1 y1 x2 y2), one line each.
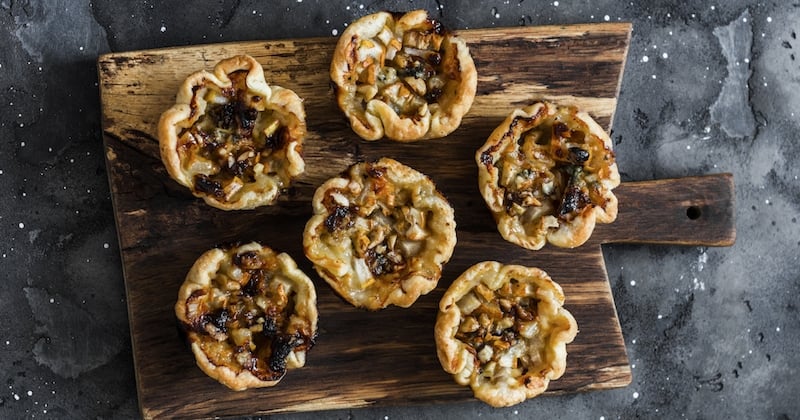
1 1 798 418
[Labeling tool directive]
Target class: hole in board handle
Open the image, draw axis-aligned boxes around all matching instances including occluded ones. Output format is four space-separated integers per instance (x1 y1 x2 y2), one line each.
686 206 702 220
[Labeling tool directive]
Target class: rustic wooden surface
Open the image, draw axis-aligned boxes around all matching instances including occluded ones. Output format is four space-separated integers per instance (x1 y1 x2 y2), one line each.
98 23 729 419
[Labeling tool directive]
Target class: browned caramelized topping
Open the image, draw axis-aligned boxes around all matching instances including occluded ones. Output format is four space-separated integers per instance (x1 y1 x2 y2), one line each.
496 113 615 221
455 279 537 362
183 250 314 381
324 205 357 232
348 16 455 117
365 243 405 277
193 174 225 198
180 70 289 202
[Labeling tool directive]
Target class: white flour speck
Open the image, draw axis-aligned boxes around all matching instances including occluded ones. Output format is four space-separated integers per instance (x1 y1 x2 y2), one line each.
19 222 24 229
103 243 110 249
49 298 54 304
662 52 668 59
686 145 691 150
630 280 636 286
652 74 657 79
711 5 716 10
14 394 20 401
766 16 772 23
21 141 26 147
777 327 781 332
331 29 338 36
633 391 640 399
604 15 610 21
658 314 663 319
553 1 559 5
642 55 649 62
698 251 708 270
27 390 33 396
160 25 166 32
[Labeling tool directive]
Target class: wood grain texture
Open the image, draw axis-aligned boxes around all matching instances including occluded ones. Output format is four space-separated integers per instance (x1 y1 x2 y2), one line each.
595 174 736 246
93 23 733 419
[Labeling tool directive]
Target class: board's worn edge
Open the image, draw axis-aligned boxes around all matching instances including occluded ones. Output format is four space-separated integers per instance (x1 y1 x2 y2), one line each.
96 22 633 63
607 23 632 132
97 22 634 417
96 58 151 419
593 249 632 388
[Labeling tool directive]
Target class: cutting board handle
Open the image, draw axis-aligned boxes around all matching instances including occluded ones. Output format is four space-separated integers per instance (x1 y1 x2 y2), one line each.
600 173 736 246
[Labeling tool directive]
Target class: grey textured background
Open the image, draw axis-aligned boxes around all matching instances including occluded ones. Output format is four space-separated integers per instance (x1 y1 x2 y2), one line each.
1 1 798 418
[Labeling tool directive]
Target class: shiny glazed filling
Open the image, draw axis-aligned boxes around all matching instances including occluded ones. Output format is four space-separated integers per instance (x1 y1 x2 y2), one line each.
181 247 314 381
320 163 430 287
177 70 289 203
482 111 617 223
349 17 458 117
455 279 541 377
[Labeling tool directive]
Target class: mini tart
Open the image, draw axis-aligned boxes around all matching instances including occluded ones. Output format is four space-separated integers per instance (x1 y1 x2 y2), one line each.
303 157 456 310
330 9 477 142
435 261 578 407
175 242 317 391
476 101 621 250
158 54 306 210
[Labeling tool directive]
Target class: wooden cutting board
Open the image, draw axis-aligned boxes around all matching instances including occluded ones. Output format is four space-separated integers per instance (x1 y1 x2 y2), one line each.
97 23 735 419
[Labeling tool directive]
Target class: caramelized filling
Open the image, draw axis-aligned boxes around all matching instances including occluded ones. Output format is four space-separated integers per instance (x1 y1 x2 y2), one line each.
496 113 616 222
182 248 314 381
455 279 538 370
177 70 289 202
349 17 455 117
319 162 430 283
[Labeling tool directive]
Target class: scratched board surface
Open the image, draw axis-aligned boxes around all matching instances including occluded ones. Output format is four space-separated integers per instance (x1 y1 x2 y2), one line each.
98 23 640 419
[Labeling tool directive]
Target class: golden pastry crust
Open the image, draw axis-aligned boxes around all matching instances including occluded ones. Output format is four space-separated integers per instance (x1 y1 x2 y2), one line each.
476 101 620 250
175 242 317 391
330 10 477 142
303 158 456 310
435 261 578 407
158 54 306 210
